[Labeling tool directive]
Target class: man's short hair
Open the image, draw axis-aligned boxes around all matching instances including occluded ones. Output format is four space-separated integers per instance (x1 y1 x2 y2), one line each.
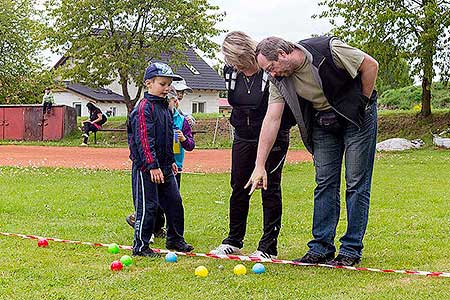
222 31 258 71
256 37 296 61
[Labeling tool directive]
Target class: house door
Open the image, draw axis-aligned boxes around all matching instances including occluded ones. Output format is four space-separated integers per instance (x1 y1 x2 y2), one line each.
0 108 4 139
3 107 25 140
43 106 64 140
23 107 43 141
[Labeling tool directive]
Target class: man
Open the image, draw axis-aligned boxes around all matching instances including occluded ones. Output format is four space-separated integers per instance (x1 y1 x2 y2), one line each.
246 36 379 266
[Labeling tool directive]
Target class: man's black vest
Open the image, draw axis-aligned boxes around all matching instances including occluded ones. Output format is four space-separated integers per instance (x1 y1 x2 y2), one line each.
299 36 374 127
271 36 376 153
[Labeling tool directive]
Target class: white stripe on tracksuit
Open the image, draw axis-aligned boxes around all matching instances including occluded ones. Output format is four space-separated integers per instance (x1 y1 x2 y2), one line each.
137 170 146 252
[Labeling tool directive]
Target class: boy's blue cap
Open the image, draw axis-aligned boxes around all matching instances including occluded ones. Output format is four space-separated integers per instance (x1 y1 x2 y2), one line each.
144 62 183 81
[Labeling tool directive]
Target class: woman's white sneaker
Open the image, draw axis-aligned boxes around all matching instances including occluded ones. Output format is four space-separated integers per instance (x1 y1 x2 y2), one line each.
249 250 277 260
209 244 242 255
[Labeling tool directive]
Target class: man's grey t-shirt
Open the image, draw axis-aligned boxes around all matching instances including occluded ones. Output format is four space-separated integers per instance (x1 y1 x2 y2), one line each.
269 39 365 111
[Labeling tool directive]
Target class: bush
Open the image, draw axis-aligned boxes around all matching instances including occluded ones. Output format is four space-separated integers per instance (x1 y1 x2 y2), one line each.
379 85 421 109
379 83 450 110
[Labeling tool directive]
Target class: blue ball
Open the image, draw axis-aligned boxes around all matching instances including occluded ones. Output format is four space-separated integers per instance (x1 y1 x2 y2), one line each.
165 252 177 263
252 263 265 274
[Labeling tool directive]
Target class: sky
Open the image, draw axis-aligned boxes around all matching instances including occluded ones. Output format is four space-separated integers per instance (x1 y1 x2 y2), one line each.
205 0 333 64
209 0 332 43
45 0 333 67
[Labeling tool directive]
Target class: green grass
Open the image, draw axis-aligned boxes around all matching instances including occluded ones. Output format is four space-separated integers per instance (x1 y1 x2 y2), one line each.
0 149 449 299
192 112 223 120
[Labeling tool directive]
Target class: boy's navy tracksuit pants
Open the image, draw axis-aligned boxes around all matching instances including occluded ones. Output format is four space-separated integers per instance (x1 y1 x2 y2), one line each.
132 163 185 252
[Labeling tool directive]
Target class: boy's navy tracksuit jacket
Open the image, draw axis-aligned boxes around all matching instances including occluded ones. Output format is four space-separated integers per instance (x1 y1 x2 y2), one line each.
128 91 175 171
127 91 185 251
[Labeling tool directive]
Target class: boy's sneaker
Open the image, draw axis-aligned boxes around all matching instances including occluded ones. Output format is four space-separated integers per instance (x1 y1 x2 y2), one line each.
328 254 361 266
209 244 242 256
293 252 335 264
166 241 194 252
80 143 88 146
125 213 136 228
132 247 160 258
249 250 277 260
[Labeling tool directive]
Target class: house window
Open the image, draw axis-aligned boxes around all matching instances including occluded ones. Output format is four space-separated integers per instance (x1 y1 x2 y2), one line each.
109 106 117 117
73 102 82 116
192 102 206 113
185 64 200 75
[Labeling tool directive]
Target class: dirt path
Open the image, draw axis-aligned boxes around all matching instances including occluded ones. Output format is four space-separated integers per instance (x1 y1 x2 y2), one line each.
0 145 311 173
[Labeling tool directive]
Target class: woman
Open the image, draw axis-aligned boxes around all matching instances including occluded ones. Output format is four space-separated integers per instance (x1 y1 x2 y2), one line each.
209 31 294 259
81 102 107 146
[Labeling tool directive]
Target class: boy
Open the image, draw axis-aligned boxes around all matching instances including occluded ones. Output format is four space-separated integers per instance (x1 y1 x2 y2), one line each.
128 62 194 257
125 84 195 235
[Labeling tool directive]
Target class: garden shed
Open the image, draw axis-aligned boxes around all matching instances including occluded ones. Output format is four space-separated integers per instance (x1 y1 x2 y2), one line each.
0 104 77 141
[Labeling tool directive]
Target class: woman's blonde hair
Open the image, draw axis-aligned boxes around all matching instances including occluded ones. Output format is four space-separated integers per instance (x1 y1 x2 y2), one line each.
222 31 258 71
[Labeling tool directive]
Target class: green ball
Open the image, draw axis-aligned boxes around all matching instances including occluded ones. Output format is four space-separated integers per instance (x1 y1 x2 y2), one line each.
108 243 120 254
120 255 133 266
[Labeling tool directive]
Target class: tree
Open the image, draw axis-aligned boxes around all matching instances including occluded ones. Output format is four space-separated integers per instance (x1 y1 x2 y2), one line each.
46 0 224 112
212 60 227 98
340 36 413 94
0 0 50 103
316 0 450 116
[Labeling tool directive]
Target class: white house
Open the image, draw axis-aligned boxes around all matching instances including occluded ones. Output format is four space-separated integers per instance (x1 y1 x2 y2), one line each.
52 82 128 117
52 47 226 117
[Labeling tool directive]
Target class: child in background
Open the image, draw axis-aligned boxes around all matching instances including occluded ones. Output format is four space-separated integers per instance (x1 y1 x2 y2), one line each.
167 86 195 187
172 79 196 127
128 62 193 257
42 87 55 115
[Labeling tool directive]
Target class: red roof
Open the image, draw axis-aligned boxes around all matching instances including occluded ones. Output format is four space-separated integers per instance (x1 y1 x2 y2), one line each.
218 98 230 107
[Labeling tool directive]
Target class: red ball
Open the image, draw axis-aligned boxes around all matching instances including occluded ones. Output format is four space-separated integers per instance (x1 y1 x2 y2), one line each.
110 260 123 271
37 239 49 247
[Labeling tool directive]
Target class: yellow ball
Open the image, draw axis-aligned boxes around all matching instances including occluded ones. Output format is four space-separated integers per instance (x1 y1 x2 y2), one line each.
233 264 247 275
195 266 208 277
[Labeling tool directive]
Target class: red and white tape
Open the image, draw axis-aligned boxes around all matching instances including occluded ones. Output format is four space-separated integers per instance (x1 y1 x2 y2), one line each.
1 232 449 278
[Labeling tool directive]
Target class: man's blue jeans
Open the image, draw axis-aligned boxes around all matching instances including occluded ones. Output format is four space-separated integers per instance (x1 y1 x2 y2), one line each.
307 102 377 258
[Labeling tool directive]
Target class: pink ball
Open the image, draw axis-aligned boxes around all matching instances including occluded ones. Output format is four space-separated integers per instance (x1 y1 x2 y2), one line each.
37 239 49 247
110 260 123 271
